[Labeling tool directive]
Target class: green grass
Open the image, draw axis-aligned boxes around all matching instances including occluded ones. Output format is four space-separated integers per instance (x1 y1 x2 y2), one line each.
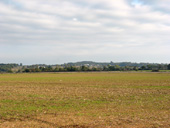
0 72 170 127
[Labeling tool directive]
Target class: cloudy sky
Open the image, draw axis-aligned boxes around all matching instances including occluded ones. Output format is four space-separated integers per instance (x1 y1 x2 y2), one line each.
0 0 170 65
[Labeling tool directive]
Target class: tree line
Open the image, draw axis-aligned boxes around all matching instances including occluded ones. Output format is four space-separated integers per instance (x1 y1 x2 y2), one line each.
23 64 170 73
1 63 170 73
0 64 18 73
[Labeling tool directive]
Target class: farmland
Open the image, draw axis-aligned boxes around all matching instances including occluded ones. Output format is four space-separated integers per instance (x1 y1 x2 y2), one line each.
0 72 170 128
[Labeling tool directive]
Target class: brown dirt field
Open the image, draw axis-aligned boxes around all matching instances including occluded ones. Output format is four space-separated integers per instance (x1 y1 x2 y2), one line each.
0 73 170 128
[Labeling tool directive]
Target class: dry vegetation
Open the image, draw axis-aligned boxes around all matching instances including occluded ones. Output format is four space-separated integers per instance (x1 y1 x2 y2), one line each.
0 72 170 128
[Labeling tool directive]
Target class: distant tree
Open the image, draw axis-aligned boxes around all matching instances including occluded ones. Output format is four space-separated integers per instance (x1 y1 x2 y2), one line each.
35 68 41 72
103 66 108 71
54 67 59 72
92 67 97 71
141 66 146 70
17 69 22 73
47 66 53 72
81 66 89 71
59 68 65 72
108 65 115 71
8 70 13 73
66 66 77 71
120 66 125 71
133 66 138 71
168 64 170 70
0 64 18 72
124 66 130 71
157 64 162 70
115 65 120 71
41 67 46 72
147 65 153 70
24 69 30 72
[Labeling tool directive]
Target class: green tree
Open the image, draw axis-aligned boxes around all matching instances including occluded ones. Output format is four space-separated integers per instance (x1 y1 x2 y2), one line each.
133 66 138 71
115 65 120 71
168 64 170 70
147 65 153 70
103 66 108 71
24 69 30 72
141 66 146 70
81 66 89 71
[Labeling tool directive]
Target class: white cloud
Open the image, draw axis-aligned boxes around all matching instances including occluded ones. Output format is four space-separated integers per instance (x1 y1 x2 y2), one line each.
0 0 170 64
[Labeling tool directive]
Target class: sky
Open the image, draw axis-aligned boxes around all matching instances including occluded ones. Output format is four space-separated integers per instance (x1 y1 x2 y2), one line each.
0 0 170 65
